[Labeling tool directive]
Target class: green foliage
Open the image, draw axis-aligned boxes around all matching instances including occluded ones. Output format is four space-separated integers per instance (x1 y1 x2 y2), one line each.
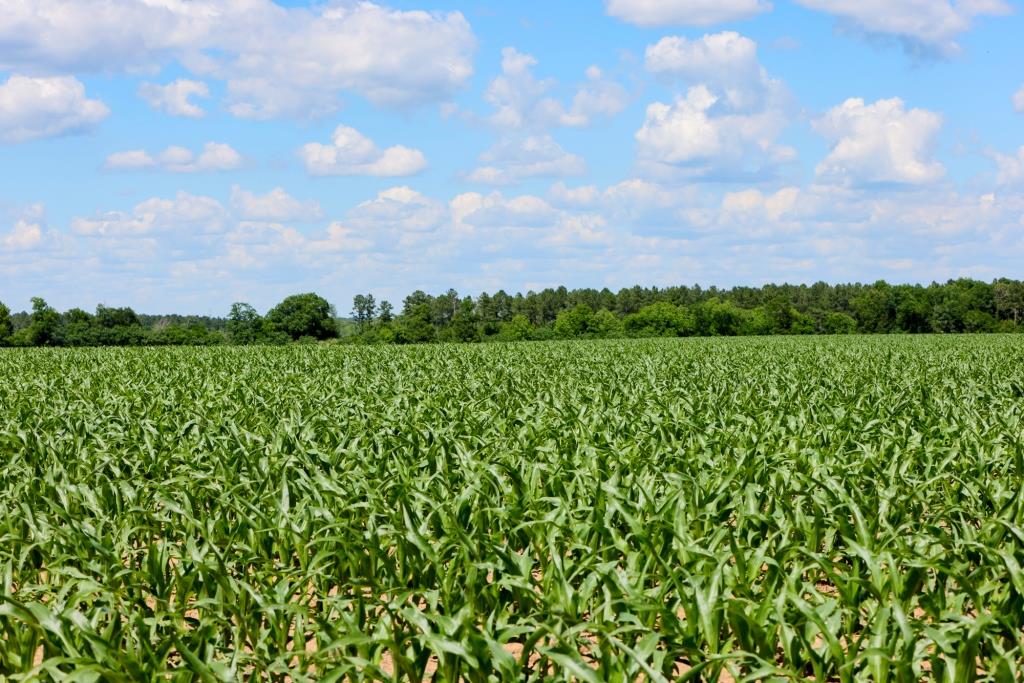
554 304 595 338
2 336 1024 679
823 311 858 334
227 302 287 345
693 298 750 336
150 323 225 346
266 293 338 341
394 303 436 344
497 314 533 341
0 301 11 345
590 308 623 338
7 278 1024 349
27 297 61 346
440 298 480 342
624 302 694 337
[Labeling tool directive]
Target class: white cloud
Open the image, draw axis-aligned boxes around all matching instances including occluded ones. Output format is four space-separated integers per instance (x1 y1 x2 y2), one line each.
347 187 447 233
462 50 626 189
606 0 772 27
104 142 243 173
10 177 1024 314
793 0 1011 55
721 187 802 226
540 214 612 248
645 32 773 110
0 75 108 143
222 222 307 269
138 79 210 118
548 182 601 207
103 149 155 171
0 1 476 118
561 67 631 126
636 33 794 180
991 146 1024 186
482 47 627 131
635 85 793 179
299 125 426 177
4 219 43 250
452 192 559 231
307 223 374 254
468 135 586 185
71 192 228 236
813 97 944 186
230 186 323 222
1014 85 1024 114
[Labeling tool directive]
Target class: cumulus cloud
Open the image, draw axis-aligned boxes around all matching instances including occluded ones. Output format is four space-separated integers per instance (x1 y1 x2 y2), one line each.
645 32 775 110
1014 85 1024 114
4 219 44 250
452 192 559 231
1 204 50 252
102 150 155 171
11 175 1024 314
0 1 476 118
482 47 628 131
813 97 944 186
990 146 1024 186
306 223 374 254
104 142 244 173
0 75 108 143
466 52 626 185
721 187 802 227
636 32 794 180
71 192 228 236
347 187 447 233
467 135 586 185
605 0 772 27
793 0 1011 56
230 186 323 222
548 182 601 208
138 79 210 118
635 85 793 179
299 125 426 177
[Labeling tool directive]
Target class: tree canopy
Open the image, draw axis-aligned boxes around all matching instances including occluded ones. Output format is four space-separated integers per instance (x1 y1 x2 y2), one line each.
1 279 1022 348
265 293 338 341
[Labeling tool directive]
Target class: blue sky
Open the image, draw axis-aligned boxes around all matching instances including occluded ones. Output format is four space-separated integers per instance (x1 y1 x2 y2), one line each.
1 0 1023 314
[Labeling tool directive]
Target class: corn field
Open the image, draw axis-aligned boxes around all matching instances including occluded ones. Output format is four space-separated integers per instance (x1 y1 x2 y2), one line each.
2 336 1024 682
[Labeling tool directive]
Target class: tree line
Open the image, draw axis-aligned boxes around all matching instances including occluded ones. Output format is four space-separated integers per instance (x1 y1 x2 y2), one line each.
2 279 1023 348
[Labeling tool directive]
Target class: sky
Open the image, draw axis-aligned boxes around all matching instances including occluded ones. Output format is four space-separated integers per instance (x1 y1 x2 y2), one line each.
1 0 1023 315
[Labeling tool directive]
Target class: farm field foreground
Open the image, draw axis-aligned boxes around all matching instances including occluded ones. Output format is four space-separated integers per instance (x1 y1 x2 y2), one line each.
2 337 1024 682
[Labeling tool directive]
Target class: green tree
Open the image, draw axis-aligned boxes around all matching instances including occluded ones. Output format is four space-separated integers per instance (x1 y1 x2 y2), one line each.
764 295 797 334
497 314 534 341
823 312 857 334
895 294 930 333
266 293 337 341
93 305 146 345
694 299 748 336
851 283 896 333
0 302 12 345
227 302 280 344
590 309 623 338
994 281 1024 325
443 298 480 342
394 303 435 343
554 304 595 338
624 302 693 337
28 297 61 346
378 300 394 323
59 308 99 346
352 294 377 332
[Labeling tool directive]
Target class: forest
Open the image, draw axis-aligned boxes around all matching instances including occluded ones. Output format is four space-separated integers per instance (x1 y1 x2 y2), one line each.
1 278 1022 347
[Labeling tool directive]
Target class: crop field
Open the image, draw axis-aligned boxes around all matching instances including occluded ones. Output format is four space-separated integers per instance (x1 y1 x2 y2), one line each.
1 336 1024 682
